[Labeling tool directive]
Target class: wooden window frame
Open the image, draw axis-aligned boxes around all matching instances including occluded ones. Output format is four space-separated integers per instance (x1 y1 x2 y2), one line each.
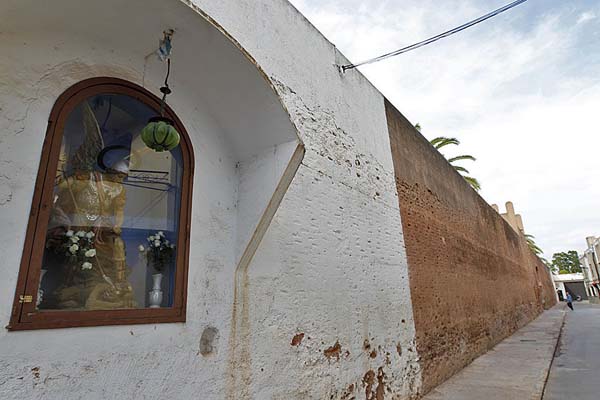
7 77 194 331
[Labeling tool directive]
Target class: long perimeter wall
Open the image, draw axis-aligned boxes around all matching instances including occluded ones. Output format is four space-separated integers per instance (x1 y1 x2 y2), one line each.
385 100 557 395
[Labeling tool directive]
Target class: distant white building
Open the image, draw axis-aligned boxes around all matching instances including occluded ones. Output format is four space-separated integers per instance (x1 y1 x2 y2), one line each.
581 236 600 302
553 273 587 301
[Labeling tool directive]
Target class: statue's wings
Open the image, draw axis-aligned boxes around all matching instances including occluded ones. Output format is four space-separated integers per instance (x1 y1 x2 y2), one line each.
69 101 104 172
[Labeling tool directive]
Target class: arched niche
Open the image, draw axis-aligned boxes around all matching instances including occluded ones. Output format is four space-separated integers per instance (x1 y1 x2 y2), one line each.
1 0 303 329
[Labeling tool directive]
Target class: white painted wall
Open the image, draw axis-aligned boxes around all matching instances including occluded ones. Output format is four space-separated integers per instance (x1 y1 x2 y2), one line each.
0 0 421 399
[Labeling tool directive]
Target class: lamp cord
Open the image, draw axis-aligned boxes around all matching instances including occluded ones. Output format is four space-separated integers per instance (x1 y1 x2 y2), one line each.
159 58 172 116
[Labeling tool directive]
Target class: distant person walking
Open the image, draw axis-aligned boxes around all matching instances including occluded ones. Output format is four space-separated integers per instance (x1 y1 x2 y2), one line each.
566 292 574 310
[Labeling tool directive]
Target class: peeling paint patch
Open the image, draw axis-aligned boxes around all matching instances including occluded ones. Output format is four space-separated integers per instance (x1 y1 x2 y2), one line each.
200 326 220 356
323 340 342 360
361 367 388 400
362 370 375 399
291 333 305 346
341 383 356 400
375 367 386 400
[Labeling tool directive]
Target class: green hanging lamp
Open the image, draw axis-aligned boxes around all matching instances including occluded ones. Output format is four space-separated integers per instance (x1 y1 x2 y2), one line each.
141 114 180 152
141 31 180 152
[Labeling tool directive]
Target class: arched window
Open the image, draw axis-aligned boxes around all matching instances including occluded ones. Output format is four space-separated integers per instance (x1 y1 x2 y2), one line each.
9 78 193 330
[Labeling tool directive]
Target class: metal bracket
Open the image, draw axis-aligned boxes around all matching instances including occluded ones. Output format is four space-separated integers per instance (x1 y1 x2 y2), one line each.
19 295 33 304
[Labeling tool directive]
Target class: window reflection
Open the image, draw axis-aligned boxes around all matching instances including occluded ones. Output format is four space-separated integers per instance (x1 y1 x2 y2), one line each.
39 94 182 310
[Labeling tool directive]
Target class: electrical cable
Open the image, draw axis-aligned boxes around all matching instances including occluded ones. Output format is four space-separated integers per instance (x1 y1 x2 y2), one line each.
341 0 530 71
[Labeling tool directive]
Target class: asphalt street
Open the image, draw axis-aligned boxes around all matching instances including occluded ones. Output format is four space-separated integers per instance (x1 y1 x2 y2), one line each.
543 303 600 400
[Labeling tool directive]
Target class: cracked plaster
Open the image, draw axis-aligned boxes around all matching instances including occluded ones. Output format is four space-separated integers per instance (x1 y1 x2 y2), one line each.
0 1 422 399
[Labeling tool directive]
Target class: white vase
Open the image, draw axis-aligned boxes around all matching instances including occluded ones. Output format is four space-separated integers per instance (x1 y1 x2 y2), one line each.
37 269 47 307
148 273 163 308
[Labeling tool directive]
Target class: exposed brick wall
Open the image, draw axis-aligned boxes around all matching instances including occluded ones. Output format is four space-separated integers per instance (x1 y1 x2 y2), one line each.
384 100 557 396
538 259 557 308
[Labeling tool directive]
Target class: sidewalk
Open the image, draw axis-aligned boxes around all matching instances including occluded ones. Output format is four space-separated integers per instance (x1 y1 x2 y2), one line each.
424 306 566 400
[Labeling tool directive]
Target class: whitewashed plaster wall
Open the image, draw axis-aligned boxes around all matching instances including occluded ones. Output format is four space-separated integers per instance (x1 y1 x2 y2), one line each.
0 0 422 399
0 35 239 400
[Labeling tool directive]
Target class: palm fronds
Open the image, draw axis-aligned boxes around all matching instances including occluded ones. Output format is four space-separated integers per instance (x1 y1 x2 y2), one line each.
448 155 476 163
430 136 460 150
524 234 543 256
462 176 481 192
416 123 481 192
453 165 470 174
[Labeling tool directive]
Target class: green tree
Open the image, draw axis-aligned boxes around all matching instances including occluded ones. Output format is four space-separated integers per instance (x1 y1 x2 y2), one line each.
415 124 481 191
551 251 581 274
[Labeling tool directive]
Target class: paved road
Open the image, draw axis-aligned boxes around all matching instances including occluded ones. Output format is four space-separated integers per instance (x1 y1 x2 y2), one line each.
543 303 600 400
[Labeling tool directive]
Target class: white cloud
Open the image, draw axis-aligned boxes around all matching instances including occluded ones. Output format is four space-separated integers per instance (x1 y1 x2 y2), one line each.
577 11 596 24
290 0 600 257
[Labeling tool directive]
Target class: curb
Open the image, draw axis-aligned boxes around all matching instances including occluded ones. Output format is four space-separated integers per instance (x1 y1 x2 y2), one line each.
540 306 567 399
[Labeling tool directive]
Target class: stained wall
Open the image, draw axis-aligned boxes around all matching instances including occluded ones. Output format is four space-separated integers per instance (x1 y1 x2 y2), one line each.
0 0 558 398
385 100 557 395
0 1 422 399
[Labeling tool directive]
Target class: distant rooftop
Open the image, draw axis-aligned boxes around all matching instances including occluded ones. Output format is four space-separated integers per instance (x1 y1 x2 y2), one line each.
552 273 584 282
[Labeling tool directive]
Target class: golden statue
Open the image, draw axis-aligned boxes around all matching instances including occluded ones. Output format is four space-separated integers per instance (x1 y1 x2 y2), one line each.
46 102 136 310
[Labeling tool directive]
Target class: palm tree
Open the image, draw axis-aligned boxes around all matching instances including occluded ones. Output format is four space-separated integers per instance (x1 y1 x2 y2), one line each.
524 234 552 267
525 234 543 256
415 124 481 191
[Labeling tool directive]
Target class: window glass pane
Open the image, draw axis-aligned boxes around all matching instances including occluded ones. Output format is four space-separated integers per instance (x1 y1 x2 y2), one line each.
38 94 182 310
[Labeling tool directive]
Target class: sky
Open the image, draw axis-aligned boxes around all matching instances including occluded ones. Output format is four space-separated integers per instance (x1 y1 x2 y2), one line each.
289 0 600 259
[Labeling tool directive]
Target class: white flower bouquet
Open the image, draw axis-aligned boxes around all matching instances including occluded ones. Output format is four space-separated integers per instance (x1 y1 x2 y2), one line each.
138 231 175 272
53 229 97 271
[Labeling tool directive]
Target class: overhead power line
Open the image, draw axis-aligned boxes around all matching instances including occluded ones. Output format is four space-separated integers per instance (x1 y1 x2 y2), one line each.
340 0 530 71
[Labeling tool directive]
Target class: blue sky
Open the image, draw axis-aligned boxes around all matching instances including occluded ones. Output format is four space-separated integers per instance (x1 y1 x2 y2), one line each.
289 0 600 259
